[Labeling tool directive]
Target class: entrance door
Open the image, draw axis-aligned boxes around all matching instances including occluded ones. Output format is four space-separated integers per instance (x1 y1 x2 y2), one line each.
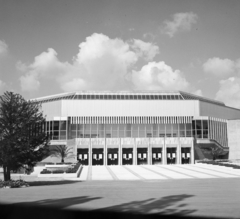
77 148 89 165
152 148 162 165
92 148 104 166
107 148 118 165
137 148 148 165
167 148 177 164
181 147 191 164
122 148 133 165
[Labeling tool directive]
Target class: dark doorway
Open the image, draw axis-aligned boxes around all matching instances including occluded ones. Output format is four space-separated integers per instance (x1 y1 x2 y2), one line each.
137 148 148 165
77 148 89 165
167 148 177 164
181 147 191 164
152 148 162 165
122 148 133 165
107 148 118 165
92 148 104 166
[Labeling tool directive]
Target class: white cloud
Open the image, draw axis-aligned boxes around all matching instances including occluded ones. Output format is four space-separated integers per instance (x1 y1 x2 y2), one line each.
131 61 189 91
161 12 198 38
0 40 8 55
17 33 190 93
203 57 235 77
18 33 139 92
20 73 40 92
215 77 240 108
131 39 159 61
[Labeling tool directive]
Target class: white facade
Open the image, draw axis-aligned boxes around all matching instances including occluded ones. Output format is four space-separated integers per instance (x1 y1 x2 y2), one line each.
32 91 240 165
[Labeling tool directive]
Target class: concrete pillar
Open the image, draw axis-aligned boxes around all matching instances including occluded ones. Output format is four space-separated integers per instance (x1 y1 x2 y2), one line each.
119 140 121 165
133 139 137 165
179 144 182 164
162 142 166 165
89 143 92 166
191 139 195 164
177 142 181 164
104 140 107 166
148 139 152 165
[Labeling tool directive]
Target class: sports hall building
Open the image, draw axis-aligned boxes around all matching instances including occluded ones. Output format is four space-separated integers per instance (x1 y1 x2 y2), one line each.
32 91 240 166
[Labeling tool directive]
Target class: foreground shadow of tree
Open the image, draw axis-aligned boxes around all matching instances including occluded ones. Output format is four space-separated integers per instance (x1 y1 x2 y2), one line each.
14 196 102 209
97 194 196 216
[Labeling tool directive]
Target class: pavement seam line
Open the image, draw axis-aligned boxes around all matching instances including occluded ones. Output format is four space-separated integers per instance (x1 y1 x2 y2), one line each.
106 166 118 180
155 165 196 178
140 165 173 179
193 165 240 177
87 165 92 181
123 166 145 180
172 165 221 178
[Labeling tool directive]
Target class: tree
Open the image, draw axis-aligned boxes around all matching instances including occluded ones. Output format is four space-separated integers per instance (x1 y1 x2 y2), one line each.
0 91 50 181
211 146 224 160
50 145 74 163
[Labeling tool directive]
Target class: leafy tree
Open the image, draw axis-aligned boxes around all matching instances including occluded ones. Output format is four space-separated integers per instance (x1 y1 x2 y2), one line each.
0 91 50 181
50 145 74 163
211 147 224 160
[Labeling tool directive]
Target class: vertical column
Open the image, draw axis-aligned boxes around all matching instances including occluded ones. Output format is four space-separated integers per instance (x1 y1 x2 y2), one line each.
118 138 121 165
133 139 136 165
89 142 92 166
191 138 195 164
162 140 166 165
178 143 182 164
148 139 151 165
104 139 107 166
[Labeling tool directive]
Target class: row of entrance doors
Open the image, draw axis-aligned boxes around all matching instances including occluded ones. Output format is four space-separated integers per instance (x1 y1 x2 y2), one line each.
77 148 191 166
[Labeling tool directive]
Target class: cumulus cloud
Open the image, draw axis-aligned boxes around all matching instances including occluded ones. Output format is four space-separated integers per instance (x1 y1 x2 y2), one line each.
20 73 40 91
17 33 190 93
131 39 159 61
18 34 139 92
203 57 236 77
131 61 189 90
161 12 198 38
0 40 8 55
215 77 240 108
19 48 69 92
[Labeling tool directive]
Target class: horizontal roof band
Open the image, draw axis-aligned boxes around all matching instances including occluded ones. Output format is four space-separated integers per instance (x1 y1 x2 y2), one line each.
30 90 225 106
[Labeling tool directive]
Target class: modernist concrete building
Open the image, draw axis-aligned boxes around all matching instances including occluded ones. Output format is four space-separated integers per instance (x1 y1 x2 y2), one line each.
32 91 240 165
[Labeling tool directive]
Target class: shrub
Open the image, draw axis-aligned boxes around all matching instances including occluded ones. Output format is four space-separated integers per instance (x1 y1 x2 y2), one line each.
40 169 52 174
0 179 29 188
52 169 65 174
65 163 81 173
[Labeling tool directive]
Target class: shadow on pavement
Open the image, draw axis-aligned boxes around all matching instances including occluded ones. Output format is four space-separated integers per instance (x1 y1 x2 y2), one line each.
97 194 196 216
28 180 81 187
12 196 102 209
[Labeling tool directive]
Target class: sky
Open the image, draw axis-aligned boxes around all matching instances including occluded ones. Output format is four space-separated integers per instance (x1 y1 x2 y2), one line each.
0 0 240 107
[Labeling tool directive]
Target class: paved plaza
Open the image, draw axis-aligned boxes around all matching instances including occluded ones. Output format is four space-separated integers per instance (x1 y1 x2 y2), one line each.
79 163 240 181
1 164 240 218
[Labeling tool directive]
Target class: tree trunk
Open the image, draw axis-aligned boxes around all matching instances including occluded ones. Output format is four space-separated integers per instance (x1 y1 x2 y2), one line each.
3 165 11 181
61 158 64 163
